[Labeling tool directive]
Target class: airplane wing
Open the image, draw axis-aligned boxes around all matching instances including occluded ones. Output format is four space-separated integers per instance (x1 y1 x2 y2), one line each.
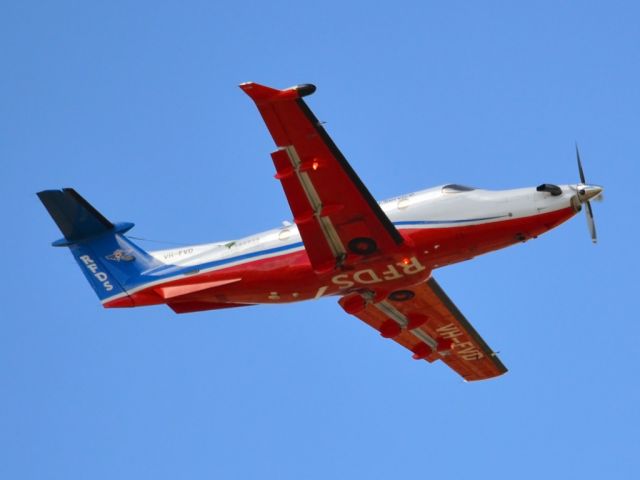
241 82 404 273
339 277 507 381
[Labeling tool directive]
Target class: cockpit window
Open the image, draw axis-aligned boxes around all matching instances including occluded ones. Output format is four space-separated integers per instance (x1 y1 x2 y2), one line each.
442 184 476 193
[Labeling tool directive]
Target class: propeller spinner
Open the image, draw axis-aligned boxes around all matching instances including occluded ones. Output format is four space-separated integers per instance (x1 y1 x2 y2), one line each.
574 145 603 243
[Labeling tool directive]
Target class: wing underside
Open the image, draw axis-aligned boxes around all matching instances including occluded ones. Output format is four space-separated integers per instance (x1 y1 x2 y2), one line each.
340 278 507 381
241 82 403 273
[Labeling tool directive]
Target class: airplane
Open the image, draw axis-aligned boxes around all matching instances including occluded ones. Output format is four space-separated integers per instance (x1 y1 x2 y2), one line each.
37 82 603 381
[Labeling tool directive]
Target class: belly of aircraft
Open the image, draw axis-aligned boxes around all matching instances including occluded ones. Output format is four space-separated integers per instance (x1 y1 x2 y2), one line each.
115 206 576 309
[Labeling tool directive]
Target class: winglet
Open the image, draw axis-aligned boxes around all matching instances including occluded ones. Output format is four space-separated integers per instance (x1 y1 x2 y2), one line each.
239 82 316 104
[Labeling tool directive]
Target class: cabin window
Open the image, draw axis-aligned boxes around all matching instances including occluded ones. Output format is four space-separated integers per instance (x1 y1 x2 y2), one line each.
278 229 291 241
397 197 410 209
442 184 476 194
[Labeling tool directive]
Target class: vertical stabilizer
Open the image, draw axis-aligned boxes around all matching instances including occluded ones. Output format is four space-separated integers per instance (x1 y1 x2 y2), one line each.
37 188 163 306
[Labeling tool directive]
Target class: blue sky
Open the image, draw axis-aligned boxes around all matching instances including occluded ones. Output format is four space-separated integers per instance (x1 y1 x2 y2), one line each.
1 1 638 478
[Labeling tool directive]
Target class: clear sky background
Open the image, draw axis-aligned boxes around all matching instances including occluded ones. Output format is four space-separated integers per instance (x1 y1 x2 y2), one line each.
1 1 638 478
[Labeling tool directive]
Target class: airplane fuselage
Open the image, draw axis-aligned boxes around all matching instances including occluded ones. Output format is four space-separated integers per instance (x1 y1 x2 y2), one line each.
104 183 579 311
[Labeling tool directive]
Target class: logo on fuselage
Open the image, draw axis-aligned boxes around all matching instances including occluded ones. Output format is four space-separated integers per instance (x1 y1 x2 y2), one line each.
106 249 135 262
330 256 427 289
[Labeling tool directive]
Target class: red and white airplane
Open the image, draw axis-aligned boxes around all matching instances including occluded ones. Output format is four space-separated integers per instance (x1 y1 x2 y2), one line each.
38 82 603 381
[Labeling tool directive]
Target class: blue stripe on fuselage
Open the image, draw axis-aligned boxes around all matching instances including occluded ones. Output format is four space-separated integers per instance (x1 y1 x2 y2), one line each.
393 215 508 225
109 215 509 301
124 241 306 291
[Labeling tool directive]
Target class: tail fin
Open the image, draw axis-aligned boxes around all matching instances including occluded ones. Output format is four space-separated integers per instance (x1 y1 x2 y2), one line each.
37 188 163 307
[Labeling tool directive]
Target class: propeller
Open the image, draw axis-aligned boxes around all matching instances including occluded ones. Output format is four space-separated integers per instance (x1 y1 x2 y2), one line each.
574 145 603 243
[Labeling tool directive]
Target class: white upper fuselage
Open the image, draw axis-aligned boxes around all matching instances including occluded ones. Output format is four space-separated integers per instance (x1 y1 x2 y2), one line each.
148 183 579 269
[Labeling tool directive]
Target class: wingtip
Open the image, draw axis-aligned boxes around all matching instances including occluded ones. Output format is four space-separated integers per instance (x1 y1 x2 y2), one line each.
239 82 316 103
294 83 316 97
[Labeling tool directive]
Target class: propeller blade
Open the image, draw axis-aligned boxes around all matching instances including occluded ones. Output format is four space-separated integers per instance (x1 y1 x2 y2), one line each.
576 144 586 184
574 145 601 243
585 200 597 243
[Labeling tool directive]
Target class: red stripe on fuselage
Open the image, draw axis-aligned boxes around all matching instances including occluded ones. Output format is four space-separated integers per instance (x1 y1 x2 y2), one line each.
103 207 576 309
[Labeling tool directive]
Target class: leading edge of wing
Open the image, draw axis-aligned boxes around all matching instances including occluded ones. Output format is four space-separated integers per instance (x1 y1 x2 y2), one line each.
426 278 508 377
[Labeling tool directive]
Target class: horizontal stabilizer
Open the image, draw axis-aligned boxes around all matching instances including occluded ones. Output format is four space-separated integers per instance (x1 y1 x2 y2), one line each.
154 278 242 300
167 301 249 314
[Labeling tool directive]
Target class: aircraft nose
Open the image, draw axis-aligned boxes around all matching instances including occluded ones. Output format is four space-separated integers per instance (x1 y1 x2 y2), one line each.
578 184 603 202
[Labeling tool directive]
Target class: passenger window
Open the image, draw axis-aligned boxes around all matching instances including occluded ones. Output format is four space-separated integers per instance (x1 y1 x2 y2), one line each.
278 229 291 241
397 197 409 209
